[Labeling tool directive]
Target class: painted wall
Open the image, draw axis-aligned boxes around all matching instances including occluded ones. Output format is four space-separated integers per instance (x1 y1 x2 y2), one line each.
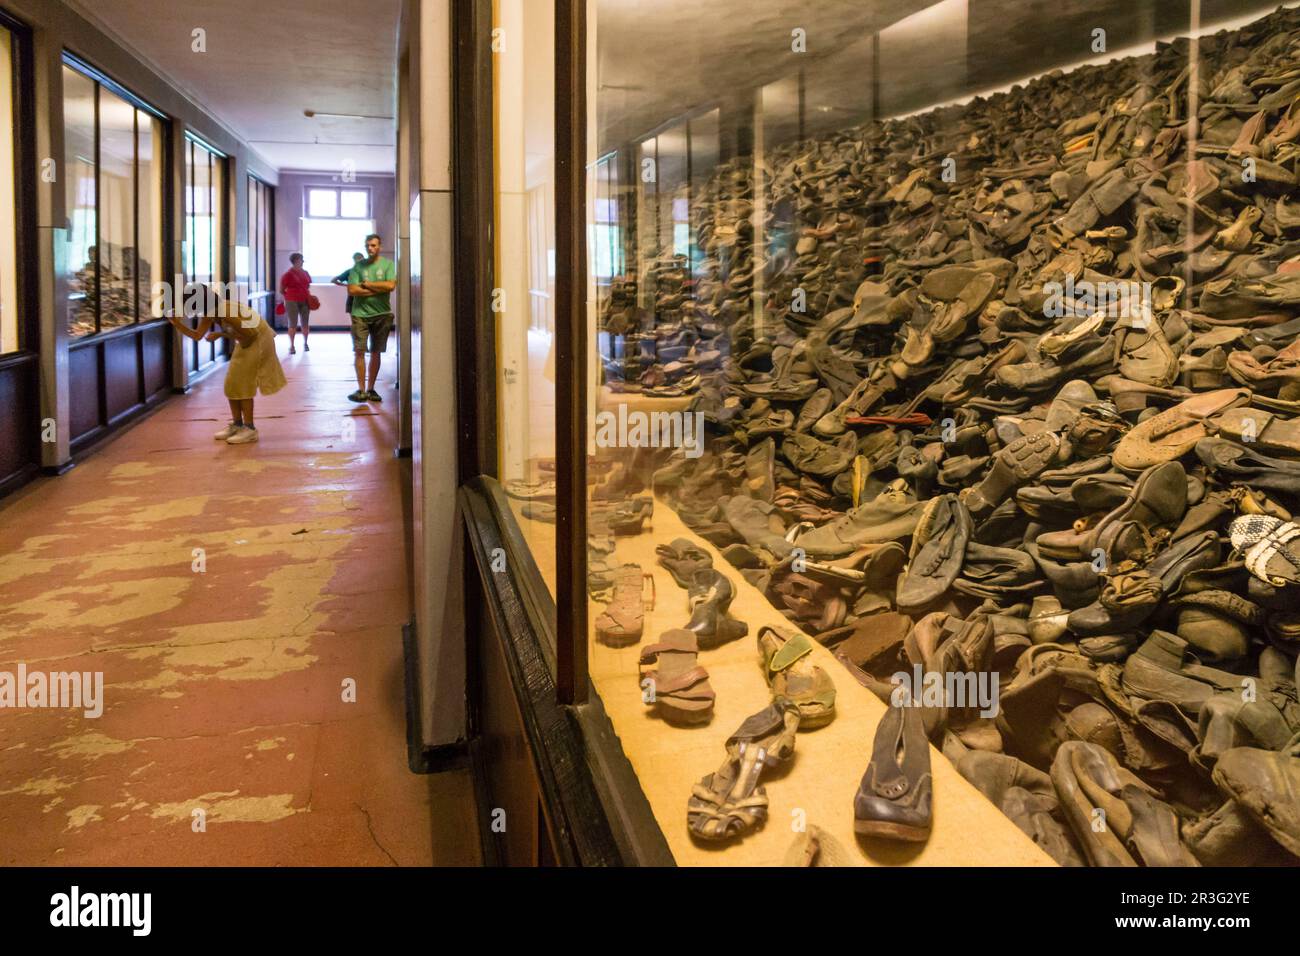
273 171 396 328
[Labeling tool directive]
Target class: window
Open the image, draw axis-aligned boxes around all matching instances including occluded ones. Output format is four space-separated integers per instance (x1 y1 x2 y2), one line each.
248 176 274 321
305 186 370 219
61 60 166 338
526 184 552 333
184 135 225 370
0 24 17 354
185 135 224 285
590 153 622 293
301 185 373 274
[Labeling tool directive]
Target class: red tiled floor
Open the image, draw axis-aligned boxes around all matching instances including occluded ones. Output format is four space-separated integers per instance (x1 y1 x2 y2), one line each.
0 332 479 866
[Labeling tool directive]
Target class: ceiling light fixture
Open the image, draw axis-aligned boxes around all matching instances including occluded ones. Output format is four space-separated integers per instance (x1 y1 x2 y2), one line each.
304 110 394 120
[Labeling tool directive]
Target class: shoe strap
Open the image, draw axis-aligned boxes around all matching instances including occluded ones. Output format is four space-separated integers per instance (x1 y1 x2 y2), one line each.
764 629 814 674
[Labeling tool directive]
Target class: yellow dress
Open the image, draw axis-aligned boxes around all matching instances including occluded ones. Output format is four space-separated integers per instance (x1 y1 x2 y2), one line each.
221 302 288 400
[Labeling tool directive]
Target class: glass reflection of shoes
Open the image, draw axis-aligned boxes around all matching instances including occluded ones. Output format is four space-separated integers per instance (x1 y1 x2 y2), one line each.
348 389 368 402
366 389 382 403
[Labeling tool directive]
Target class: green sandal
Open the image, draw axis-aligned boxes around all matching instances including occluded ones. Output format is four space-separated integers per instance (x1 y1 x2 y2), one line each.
757 626 837 728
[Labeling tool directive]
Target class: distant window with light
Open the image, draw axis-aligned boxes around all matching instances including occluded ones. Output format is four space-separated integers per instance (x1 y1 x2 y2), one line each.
301 186 373 272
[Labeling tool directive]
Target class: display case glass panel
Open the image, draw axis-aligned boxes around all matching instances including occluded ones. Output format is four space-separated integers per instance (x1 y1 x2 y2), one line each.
98 88 136 330
572 0 1300 866
0 24 17 355
493 0 559 602
63 65 97 338
62 62 167 337
138 108 164 321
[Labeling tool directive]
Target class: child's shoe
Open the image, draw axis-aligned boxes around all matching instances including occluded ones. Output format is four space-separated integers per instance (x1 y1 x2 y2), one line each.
214 422 242 441
226 426 259 445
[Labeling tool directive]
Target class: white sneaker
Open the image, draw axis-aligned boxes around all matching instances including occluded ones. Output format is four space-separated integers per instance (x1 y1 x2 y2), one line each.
213 422 242 441
226 426 259 445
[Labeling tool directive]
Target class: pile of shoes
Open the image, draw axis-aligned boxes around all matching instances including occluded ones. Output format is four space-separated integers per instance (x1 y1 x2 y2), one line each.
607 7 1300 864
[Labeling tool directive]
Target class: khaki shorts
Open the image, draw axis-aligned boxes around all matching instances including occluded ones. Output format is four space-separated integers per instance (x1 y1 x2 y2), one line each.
351 313 394 353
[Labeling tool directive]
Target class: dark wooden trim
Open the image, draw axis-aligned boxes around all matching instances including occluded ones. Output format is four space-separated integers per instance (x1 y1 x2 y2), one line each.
7 11 39 364
554 0 589 706
0 350 38 372
66 317 170 350
450 0 496 484
0 462 40 500
61 50 166 121
458 476 674 866
68 385 170 459
466 736 504 867
458 477 621 867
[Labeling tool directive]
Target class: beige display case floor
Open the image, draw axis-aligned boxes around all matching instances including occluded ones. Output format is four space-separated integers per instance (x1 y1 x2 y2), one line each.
588 495 1056 867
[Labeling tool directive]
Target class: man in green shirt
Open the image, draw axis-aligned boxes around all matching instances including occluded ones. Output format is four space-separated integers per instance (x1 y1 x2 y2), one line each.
346 233 397 402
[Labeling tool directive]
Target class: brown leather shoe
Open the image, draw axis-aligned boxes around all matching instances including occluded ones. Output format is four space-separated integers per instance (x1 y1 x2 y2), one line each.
854 702 932 842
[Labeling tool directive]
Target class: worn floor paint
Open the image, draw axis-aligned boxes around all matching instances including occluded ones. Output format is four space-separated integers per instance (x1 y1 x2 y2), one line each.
0 333 479 866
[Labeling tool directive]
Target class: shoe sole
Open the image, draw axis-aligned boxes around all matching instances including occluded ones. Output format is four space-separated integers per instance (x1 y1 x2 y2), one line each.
853 818 931 841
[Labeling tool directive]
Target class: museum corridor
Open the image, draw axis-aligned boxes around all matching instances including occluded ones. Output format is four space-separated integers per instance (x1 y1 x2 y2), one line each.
0 333 477 866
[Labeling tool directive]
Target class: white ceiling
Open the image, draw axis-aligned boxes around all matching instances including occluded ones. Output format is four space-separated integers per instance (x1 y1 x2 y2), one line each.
66 0 400 174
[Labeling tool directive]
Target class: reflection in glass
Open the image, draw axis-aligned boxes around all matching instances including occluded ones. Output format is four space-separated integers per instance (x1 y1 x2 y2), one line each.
494 0 558 601
63 66 97 337
0 25 17 354
98 89 136 330
138 110 164 320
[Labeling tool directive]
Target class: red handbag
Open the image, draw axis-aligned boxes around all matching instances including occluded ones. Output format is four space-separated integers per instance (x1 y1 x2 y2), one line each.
308 295 321 311
275 302 286 315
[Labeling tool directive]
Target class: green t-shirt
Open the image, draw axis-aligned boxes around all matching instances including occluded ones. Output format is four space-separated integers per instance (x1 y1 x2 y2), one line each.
348 256 396 319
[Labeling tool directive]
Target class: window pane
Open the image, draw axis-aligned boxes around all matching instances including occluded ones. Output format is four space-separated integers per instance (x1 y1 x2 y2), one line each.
209 150 222 282
339 189 369 218
63 67 97 337
301 217 373 272
188 143 212 282
138 110 164 319
308 188 337 218
98 89 136 329
0 26 17 353
493 0 557 604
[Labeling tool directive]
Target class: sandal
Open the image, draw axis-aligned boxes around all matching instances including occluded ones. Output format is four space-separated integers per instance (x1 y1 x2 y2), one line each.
687 697 801 842
638 629 715 725
594 564 654 647
757 626 837 728
1230 515 1300 587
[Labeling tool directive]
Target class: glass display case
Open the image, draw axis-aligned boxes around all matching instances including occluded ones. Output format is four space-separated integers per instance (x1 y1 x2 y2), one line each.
478 0 1300 867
